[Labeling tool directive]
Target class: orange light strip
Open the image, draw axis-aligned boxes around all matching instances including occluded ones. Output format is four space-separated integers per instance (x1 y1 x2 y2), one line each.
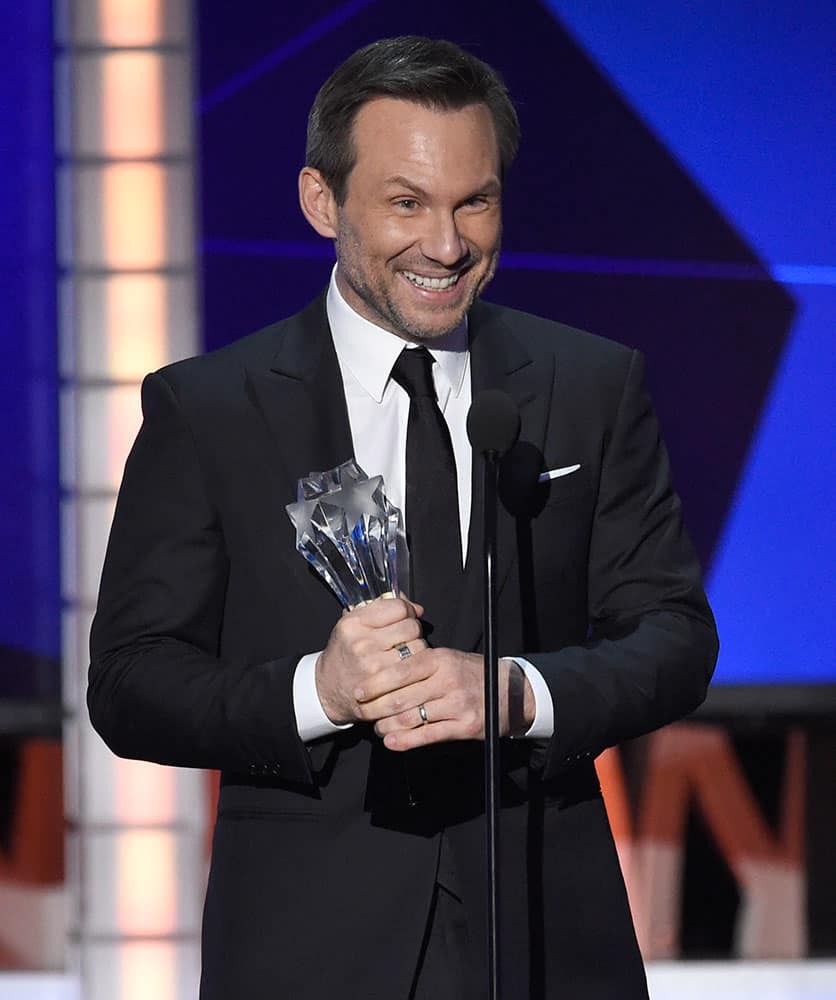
103 53 164 158
114 759 176 826
97 0 180 961
106 275 168 377
103 163 165 269
63 3 198 995
117 831 177 936
121 942 177 1000
99 0 163 47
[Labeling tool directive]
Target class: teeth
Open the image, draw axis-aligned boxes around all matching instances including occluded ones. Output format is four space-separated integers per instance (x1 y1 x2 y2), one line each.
403 270 460 289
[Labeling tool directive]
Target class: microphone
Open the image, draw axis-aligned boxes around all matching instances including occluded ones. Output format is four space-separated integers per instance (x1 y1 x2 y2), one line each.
466 389 521 457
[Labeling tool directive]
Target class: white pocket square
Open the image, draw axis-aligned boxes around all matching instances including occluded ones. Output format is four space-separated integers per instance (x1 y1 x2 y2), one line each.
538 464 581 483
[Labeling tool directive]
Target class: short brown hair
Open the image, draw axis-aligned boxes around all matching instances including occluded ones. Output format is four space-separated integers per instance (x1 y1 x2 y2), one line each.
306 36 520 203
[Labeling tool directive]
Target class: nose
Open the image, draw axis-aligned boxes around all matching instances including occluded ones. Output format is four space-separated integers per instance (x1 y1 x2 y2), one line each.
419 210 469 268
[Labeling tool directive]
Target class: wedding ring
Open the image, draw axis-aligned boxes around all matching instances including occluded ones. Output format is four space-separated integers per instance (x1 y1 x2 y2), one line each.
418 703 429 724
396 644 412 660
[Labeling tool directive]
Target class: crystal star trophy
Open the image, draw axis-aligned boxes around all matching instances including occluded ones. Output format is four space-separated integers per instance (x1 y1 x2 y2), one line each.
285 459 409 608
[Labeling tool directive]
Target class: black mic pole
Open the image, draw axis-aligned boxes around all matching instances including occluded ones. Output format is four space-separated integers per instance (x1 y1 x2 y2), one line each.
483 445 502 1000
467 390 521 1000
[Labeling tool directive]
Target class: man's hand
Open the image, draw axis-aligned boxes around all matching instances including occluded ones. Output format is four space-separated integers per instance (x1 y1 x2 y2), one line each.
315 596 427 724
360 650 536 750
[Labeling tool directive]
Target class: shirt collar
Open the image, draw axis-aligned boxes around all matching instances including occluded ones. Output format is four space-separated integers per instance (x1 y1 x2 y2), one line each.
326 265 468 404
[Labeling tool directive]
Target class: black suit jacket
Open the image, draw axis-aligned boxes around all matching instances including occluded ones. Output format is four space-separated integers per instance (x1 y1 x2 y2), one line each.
89 293 718 999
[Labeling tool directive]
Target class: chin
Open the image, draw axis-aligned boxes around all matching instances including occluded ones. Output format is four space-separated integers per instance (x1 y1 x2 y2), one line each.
391 292 480 341
398 312 468 342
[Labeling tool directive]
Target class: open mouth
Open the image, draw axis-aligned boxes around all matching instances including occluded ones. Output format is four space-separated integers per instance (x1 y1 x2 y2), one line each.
401 269 464 291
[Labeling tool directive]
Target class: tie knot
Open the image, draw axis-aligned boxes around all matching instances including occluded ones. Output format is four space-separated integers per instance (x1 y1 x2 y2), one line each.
391 346 437 400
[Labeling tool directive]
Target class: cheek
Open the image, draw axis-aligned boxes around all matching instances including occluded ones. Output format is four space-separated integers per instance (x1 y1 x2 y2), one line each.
375 216 417 253
344 218 410 266
462 216 501 256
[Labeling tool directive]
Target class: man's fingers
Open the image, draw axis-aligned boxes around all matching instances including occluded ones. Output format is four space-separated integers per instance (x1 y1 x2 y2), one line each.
345 595 420 628
399 597 424 619
332 601 423 667
369 616 424 657
374 695 442 735
383 718 472 751
355 652 433 707
366 677 440 728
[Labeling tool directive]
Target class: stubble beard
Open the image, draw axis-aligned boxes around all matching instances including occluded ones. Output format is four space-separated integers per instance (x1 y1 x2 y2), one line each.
335 224 500 342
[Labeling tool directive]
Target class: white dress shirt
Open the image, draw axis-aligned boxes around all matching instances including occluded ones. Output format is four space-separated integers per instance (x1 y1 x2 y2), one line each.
292 268 555 741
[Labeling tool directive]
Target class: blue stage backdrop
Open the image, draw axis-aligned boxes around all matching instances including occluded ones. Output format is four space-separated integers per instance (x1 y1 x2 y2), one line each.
0 1 60 704
196 2 835 694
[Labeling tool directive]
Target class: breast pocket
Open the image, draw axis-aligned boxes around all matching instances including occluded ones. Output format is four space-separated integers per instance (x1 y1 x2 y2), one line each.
538 466 594 511
499 443 594 519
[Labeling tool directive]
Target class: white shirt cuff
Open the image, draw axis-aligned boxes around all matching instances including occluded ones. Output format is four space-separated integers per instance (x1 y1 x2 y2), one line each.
292 652 354 742
508 657 555 738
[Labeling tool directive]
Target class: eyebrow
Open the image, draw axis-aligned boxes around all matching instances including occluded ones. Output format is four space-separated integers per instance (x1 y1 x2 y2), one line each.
383 176 429 197
383 174 502 198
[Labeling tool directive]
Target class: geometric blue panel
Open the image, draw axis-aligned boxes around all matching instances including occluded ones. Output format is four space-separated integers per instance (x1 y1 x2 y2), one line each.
708 284 836 684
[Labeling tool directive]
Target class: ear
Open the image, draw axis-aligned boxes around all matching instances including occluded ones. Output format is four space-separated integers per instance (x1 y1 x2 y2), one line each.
298 167 339 239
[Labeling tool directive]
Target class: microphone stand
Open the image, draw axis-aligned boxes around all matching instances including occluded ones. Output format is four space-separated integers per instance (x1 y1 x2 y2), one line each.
468 386 519 1000
482 448 502 1000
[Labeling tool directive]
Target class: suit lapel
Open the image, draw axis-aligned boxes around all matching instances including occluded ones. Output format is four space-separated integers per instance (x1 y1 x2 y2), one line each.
245 294 356 597
450 301 555 653
245 293 355 495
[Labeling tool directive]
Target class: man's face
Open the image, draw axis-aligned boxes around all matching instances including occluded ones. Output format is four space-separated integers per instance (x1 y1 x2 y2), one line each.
331 98 503 341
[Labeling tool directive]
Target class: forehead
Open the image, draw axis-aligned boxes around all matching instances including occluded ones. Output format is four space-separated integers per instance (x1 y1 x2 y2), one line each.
348 97 500 188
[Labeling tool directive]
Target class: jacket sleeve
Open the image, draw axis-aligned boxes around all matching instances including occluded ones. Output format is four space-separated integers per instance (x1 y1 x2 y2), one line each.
526 349 719 779
88 371 313 783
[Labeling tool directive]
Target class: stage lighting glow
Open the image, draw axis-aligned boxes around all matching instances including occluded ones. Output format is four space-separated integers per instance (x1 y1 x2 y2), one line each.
99 0 163 47
103 53 163 158
60 1 201 996
117 831 176 935
106 275 168 377
103 164 165 269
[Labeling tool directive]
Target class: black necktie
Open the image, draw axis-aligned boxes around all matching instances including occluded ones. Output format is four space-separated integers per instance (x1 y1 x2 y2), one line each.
391 346 463 639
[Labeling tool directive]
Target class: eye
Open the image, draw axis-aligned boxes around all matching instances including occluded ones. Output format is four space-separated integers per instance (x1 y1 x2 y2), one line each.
394 198 419 211
462 195 490 210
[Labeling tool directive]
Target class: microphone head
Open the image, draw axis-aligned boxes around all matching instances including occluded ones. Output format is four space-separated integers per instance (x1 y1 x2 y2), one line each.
467 390 521 456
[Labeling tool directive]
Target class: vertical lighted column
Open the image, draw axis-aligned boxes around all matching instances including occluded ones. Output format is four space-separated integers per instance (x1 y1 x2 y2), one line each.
57 2 204 998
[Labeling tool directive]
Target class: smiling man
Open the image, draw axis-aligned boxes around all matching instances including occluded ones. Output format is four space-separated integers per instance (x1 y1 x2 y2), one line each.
89 36 718 1000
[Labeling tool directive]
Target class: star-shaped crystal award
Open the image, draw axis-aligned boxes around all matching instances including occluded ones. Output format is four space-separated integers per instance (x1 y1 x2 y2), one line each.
285 459 409 609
